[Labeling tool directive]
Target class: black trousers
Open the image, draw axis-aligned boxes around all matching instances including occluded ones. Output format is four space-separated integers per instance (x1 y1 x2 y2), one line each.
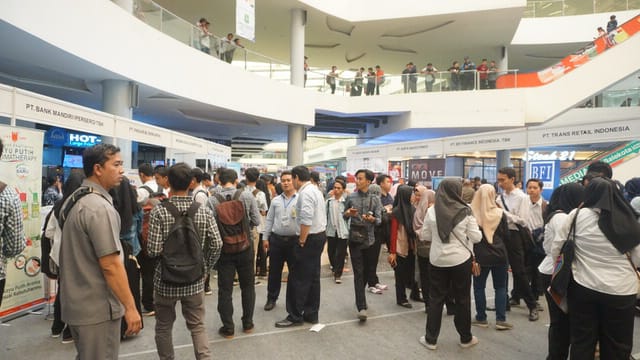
267 234 296 302
505 229 536 309
136 252 157 312
540 274 569 360
394 251 415 304
327 236 348 277
364 231 384 287
349 242 368 311
417 254 430 306
256 233 268 276
285 232 326 323
568 280 636 360
426 258 473 345
217 247 255 329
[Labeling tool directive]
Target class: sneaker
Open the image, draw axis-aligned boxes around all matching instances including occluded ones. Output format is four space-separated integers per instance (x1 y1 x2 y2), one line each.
471 319 489 328
142 310 155 317
243 323 255 334
509 297 521 307
218 326 234 339
335 277 342 284
375 283 388 290
357 309 367 322
51 327 64 338
459 335 479 348
204 289 213 296
419 335 437 350
536 301 544 312
495 321 514 330
368 287 383 294
529 308 539 321
61 332 74 344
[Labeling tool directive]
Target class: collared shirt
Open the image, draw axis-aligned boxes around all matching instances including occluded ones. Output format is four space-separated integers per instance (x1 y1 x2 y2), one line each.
421 207 482 267
295 182 327 235
60 179 123 325
136 179 158 205
496 188 530 230
246 184 268 213
344 189 383 246
553 208 640 296
263 192 298 238
0 186 25 280
539 212 567 275
326 195 349 239
147 195 222 298
380 192 394 207
527 196 546 230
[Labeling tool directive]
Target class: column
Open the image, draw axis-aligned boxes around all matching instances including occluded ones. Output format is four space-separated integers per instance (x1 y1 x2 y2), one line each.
287 8 306 166
496 150 511 170
102 79 133 169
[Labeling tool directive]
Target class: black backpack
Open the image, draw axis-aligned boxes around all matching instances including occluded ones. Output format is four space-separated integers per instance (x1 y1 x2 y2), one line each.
160 201 205 285
213 190 251 254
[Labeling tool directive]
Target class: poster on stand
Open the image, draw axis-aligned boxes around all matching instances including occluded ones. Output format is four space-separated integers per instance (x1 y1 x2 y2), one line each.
408 159 445 187
0 126 45 320
236 0 255 42
388 161 403 182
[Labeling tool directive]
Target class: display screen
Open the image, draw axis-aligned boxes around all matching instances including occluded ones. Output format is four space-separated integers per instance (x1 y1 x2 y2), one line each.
62 154 83 168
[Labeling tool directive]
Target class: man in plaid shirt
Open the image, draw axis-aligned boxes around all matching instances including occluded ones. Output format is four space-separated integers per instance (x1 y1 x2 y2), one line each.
147 163 222 360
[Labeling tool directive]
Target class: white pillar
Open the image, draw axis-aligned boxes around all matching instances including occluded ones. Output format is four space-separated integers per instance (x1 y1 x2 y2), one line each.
102 79 133 169
287 8 306 166
498 46 509 73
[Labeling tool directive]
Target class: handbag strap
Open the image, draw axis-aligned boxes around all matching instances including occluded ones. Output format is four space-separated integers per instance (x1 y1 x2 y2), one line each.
500 193 510 212
450 226 475 259
625 253 640 280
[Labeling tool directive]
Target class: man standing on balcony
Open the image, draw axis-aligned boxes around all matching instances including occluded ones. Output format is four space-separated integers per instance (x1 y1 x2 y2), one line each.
421 63 437 92
196 18 212 55
327 66 338 94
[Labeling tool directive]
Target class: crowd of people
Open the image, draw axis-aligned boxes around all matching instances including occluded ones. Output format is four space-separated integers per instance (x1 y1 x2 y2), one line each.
0 138 637 359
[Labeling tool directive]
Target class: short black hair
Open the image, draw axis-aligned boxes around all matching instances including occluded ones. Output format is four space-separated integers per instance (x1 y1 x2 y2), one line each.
154 166 168 177
138 163 153 177
310 171 320 184
219 168 238 185
355 169 374 182
586 160 612 179
335 175 347 183
291 166 310 181
82 143 120 178
245 167 260 182
202 172 212 181
168 163 192 191
526 178 543 189
376 174 390 185
190 167 204 183
333 178 346 189
280 170 292 178
498 167 516 180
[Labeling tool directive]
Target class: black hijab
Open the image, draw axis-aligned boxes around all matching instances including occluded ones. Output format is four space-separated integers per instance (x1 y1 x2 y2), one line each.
109 176 140 236
391 185 416 239
53 171 86 220
624 177 640 202
544 183 585 224
434 178 471 243
583 177 640 253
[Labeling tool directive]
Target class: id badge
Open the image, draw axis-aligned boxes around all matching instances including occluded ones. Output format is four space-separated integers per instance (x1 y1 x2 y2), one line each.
281 215 290 227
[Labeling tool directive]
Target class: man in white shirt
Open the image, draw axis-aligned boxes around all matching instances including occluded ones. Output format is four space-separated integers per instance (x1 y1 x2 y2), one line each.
525 178 547 307
496 167 538 321
189 167 209 205
136 163 159 205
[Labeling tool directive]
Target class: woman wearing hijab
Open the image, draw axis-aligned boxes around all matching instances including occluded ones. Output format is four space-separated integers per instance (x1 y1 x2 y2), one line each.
470 184 511 330
624 177 640 215
388 185 418 307
554 177 640 359
419 178 482 351
539 183 584 360
45 171 86 343
413 186 435 310
326 178 349 284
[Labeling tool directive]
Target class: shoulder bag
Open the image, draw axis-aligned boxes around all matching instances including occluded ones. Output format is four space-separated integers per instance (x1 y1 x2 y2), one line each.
451 225 481 277
548 208 580 314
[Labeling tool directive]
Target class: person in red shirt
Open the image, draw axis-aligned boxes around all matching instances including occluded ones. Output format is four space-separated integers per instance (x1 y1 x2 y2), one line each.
375 65 384 95
477 59 489 90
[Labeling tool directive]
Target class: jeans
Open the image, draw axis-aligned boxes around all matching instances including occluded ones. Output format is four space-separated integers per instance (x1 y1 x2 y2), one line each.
155 292 211 360
473 264 508 322
541 274 569 360
285 232 326 322
267 234 296 302
568 280 635 360
327 236 348 277
349 242 368 311
426 258 473 345
217 247 255 330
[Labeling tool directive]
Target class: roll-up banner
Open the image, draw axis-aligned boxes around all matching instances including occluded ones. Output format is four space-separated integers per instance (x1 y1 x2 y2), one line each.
0 126 45 320
236 0 255 42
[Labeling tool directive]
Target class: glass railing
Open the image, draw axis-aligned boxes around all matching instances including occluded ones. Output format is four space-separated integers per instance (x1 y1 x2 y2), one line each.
524 0 640 18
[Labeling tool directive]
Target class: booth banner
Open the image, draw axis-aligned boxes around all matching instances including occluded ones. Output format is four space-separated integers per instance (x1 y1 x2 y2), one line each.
346 146 388 174
115 118 171 146
0 126 45 319
528 120 640 147
387 139 444 158
14 92 115 136
388 161 403 181
408 159 445 184
560 141 640 185
236 0 255 42
171 133 207 154
444 129 527 153
527 160 560 200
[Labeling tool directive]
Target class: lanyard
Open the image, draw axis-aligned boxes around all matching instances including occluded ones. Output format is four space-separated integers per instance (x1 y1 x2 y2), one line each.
282 194 296 209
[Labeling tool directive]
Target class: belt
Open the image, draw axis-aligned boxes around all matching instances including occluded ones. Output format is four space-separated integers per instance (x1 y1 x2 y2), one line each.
273 233 298 241
309 231 326 237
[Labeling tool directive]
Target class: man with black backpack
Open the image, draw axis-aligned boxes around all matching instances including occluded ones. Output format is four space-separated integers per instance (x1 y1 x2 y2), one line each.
206 168 260 339
147 162 222 359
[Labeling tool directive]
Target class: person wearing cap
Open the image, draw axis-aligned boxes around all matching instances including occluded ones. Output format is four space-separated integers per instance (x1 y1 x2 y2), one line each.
196 18 213 54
